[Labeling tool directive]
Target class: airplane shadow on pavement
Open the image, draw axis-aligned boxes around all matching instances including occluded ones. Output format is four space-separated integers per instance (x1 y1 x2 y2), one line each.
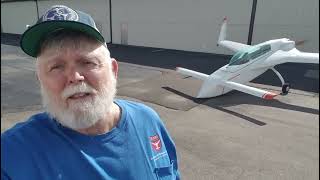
162 86 319 126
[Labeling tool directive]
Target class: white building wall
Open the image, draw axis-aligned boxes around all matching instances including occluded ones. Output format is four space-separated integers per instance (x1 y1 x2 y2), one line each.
1 0 318 54
112 0 253 54
253 0 319 53
36 0 111 43
1 1 38 34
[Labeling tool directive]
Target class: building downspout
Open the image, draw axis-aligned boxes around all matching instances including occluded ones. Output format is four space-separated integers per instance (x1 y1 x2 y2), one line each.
247 0 258 45
35 0 40 20
109 0 113 43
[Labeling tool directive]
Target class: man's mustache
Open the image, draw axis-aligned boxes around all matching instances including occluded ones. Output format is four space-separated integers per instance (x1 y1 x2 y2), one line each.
61 83 97 100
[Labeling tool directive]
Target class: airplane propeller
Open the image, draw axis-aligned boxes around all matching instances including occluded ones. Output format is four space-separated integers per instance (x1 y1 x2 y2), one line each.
295 40 307 46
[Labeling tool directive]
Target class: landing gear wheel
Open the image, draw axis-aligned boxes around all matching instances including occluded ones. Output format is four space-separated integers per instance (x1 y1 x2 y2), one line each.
281 83 290 95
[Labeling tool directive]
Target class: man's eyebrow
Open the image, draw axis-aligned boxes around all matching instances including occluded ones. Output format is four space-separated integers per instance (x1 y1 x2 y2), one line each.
81 55 97 59
42 57 62 65
80 54 102 62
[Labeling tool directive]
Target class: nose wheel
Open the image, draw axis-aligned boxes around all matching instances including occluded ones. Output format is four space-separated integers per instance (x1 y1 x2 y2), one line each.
271 68 291 96
281 83 290 95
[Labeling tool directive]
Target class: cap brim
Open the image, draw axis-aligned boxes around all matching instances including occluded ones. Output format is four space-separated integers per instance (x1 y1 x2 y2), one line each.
20 20 105 57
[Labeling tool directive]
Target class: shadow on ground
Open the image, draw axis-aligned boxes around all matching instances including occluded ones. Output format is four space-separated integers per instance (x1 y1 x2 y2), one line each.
163 86 319 126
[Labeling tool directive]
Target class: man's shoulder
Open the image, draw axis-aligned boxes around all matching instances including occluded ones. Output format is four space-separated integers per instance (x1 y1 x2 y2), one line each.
116 99 157 115
1 112 51 140
1 112 53 177
115 99 161 123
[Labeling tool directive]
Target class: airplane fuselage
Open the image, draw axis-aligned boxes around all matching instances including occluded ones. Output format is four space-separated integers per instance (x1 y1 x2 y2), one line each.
198 65 269 98
197 39 293 98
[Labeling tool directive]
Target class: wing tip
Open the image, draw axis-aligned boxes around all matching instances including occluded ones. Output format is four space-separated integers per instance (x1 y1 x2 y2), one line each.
262 92 278 100
223 16 227 21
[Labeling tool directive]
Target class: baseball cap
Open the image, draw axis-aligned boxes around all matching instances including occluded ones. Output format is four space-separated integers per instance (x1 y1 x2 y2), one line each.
20 5 105 57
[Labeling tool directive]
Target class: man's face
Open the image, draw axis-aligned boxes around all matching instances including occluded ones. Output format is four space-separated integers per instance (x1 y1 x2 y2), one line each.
37 37 118 130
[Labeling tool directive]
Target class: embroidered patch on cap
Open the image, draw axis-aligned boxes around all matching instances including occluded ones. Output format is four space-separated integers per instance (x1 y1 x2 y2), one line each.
43 5 79 21
150 134 162 151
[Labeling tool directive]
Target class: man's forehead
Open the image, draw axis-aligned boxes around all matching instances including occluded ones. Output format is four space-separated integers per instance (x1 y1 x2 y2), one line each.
38 32 109 55
39 45 106 63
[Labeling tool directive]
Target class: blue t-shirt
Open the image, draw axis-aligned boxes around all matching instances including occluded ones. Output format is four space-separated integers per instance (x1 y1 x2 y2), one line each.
1 99 180 180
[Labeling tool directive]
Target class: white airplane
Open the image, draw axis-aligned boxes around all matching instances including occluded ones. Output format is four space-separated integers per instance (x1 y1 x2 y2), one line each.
176 17 319 100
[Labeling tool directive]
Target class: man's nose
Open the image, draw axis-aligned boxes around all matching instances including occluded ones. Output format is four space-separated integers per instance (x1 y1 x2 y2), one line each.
66 67 85 85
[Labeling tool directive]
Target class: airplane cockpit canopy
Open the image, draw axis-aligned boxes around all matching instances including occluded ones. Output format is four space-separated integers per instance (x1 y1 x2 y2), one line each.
229 44 271 66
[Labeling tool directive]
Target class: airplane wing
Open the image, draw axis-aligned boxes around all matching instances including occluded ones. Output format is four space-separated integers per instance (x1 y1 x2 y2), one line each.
223 80 278 100
285 48 319 64
176 67 209 80
218 40 251 52
217 17 251 52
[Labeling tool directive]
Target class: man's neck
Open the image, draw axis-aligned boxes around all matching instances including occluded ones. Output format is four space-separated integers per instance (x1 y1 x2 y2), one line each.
76 103 121 135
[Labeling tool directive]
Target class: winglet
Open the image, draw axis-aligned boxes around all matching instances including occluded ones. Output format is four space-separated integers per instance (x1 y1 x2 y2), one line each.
223 16 227 21
217 16 228 46
262 92 278 100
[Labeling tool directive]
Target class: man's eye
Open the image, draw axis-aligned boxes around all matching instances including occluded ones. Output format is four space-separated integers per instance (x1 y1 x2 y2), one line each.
83 61 97 66
50 65 63 71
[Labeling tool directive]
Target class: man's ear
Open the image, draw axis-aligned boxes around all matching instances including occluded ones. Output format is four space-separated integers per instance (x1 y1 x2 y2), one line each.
111 58 119 78
34 70 42 88
34 60 41 83
35 71 39 82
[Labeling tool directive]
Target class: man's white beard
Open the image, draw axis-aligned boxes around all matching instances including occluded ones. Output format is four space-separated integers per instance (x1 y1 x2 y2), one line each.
41 77 117 130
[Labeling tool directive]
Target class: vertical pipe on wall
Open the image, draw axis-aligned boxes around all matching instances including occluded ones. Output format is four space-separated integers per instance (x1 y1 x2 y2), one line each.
247 0 258 45
109 0 113 43
35 0 39 20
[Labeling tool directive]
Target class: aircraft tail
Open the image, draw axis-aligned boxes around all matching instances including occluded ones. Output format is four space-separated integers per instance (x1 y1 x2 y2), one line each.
175 67 209 81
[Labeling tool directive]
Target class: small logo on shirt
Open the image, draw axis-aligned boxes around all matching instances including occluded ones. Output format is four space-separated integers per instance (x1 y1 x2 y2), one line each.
150 151 168 162
150 134 162 151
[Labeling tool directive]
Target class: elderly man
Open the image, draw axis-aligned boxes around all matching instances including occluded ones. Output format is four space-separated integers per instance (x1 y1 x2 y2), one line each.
1 5 180 180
